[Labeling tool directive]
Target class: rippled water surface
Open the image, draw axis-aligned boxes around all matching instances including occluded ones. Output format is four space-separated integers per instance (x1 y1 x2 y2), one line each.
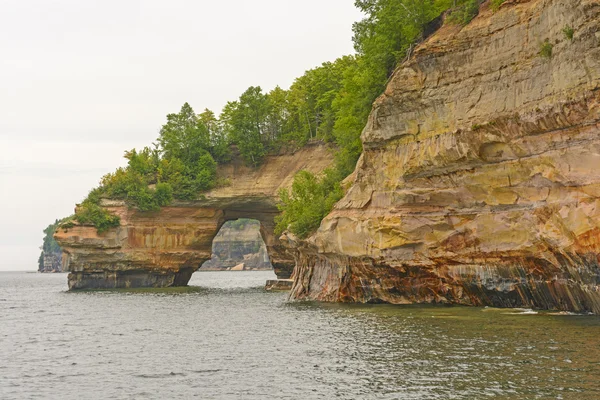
2 271 600 399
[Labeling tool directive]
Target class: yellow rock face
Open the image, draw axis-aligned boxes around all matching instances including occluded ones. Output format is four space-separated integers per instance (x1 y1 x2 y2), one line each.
291 0 600 313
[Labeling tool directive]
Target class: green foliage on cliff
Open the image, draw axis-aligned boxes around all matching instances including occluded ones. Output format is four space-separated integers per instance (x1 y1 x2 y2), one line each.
76 103 220 227
540 40 554 59
448 0 481 25
219 57 359 165
563 25 574 41
275 169 344 238
74 202 121 233
42 221 62 254
221 87 269 166
490 0 505 12
74 188 121 233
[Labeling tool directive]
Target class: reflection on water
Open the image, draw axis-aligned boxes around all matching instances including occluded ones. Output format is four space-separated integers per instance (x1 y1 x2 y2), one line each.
1 271 600 399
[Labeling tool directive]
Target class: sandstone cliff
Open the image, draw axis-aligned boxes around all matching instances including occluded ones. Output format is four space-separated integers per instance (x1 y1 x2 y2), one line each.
55 143 332 289
39 252 63 273
290 0 600 313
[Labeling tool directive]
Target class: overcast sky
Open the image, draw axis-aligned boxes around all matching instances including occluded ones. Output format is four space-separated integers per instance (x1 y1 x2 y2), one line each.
0 0 363 271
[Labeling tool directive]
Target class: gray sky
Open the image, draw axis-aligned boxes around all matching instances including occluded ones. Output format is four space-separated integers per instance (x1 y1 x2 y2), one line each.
0 0 363 271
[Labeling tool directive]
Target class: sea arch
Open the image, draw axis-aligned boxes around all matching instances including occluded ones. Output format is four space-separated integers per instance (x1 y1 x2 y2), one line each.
55 144 331 290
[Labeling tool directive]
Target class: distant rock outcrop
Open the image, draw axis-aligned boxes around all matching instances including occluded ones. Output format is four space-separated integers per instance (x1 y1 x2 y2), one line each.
38 220 63 273
201 219 272 271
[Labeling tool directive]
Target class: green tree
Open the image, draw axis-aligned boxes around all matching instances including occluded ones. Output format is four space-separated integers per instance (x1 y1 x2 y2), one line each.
334 0 454 173
41 220 62 254
124 147 160 179
286 57 357 144
222 87 270 166
158 102 211 165
447 0 481 25
75 101 221 227
156 103 218 199
265 86 289 144
200 108 231 163
275 170 343 238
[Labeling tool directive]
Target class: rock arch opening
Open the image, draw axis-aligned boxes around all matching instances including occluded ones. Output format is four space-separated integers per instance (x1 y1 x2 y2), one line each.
212 202 296 282
200 219 272 272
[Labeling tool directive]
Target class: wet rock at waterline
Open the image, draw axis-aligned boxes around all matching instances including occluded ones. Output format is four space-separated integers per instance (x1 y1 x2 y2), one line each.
265 279 294 292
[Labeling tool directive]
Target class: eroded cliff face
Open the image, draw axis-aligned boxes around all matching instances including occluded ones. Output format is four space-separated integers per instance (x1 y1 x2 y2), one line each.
291 0 600 313
55 144 332 289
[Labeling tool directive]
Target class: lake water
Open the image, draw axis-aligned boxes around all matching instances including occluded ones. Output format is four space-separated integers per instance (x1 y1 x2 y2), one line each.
2 271 600 399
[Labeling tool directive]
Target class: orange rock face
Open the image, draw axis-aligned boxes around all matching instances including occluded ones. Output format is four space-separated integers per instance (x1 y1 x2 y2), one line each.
290 0 600 313
55 144 333 289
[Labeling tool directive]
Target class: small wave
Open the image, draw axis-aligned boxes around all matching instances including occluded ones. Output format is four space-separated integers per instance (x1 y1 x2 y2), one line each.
135 372 186 379
503 308 538 315
548 311 592 316
190 369 222 375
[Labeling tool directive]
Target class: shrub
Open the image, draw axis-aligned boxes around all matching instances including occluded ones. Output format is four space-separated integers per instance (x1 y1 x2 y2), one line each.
154 182 174 207
539 40 554 59
490 0 505 12
72 187 121 233
448 0 481 26
563 25 574 41
60 220 75 231
127 186 160 212
74 202 120 233
275 169 344 238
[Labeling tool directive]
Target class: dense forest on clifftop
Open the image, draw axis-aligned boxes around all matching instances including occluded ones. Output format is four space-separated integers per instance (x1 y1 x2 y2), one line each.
69 0 489 235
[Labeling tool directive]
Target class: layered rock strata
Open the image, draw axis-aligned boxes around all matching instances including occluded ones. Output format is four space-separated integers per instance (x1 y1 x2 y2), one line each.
55 144 332 290
265 279 294 291
39 252 63 273
291 0 600 313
